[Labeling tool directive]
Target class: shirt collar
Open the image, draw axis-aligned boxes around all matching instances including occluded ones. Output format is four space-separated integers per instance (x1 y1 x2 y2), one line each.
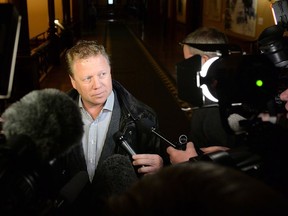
104 91 114 111
78 91 114 112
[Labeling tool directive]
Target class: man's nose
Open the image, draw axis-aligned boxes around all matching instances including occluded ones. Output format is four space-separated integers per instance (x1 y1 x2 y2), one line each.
92 76 101 88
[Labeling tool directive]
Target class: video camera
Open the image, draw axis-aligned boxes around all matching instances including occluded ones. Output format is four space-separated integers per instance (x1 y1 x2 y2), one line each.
177 3 288 133
174 1 288 193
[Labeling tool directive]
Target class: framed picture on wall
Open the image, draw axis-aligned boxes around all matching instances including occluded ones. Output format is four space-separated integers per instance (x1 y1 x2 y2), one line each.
225 0 257 38
176 0 186 23
204 0 222 22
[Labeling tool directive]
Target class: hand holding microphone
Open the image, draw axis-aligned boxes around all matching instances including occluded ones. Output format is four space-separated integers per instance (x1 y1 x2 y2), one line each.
132 154 163 175
113 131 163 175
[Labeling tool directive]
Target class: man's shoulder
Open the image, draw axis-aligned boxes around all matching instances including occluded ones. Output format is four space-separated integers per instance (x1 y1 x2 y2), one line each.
112 80 157 118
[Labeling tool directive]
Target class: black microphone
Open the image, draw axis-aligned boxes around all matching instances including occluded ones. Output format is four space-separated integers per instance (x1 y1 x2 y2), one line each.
113 131 136 156
137 117 192 151
151 127 177 148
1 88 83 161
93 154 138 199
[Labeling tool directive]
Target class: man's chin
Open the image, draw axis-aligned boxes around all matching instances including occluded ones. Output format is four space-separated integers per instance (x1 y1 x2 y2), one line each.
91 96 107 105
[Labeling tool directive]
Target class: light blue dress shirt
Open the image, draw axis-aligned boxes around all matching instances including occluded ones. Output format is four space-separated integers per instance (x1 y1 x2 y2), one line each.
78 92 114 182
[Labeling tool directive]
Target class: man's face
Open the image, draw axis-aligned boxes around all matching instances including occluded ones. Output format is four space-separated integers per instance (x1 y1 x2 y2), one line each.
182 44 208 65
70 55 112 108
183 44 192 59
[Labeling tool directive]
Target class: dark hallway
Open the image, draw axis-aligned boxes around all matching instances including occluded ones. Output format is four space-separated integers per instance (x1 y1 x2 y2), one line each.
2 2 288 212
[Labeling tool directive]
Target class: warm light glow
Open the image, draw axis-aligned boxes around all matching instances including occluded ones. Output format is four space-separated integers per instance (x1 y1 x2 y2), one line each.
270 3 278 24
54 19 64 30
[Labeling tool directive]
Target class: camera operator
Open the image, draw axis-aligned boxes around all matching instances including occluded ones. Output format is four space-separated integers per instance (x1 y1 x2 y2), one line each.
178 27 239 149
168 27 237 163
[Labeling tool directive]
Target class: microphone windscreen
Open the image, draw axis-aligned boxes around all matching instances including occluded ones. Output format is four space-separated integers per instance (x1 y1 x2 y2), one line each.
1 88 83 161
93 154 138 198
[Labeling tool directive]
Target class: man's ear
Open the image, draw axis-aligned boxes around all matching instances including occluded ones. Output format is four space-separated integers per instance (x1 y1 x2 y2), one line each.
202 55 210 64
69 75 76 89
183 45 193 59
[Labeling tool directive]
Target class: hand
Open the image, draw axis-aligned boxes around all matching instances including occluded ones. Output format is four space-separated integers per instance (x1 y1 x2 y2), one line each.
258 113 277 124
166 142 198 164
167 142 230 165
280 88 288 111
200 146 229 154
256 88 288 122
132 154 163 175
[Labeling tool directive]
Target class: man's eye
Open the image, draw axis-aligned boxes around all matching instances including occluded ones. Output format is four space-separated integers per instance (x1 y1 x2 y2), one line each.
99 72 107 78
83 76 92 82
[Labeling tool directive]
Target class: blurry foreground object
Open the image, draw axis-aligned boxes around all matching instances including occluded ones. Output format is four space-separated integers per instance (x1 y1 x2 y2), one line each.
104 162 288 216
0 88 84 215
